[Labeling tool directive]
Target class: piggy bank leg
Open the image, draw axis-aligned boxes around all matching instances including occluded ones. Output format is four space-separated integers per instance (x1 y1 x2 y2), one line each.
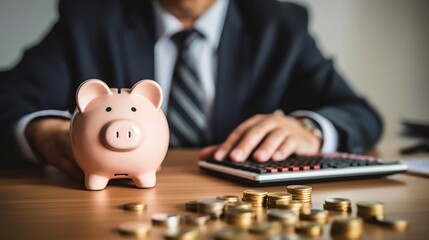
132 172 156 188
85 174 109 190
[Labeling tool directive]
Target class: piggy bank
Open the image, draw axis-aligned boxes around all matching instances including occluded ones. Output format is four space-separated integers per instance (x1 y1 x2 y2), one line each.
70 79 169 190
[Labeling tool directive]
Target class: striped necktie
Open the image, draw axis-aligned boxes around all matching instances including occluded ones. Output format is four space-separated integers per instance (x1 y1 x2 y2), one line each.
168 29 207 147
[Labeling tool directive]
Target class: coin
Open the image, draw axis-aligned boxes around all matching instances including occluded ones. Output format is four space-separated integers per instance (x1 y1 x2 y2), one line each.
164 227 198 240
117 221 151 238
330 216 363 239
356 200 384 219
217 195 240 203
242 189 268 207
295 222 322 237
276 200 303 216
324 198 352 212
286 185 312 203
183 214 210 226
224 208 256 227
151 213 181 228
213 227 247 240
249 221 282 236
299 209 328 223
267 209 298 225
122 202 147 211
197 198 225 219
267 192 292 208
375 215 408 231
224 201 252 211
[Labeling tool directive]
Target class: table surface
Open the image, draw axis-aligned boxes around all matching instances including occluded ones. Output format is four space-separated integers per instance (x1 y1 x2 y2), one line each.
0 146 428 240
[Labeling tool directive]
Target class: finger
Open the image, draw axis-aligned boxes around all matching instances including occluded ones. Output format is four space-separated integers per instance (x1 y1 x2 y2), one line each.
199 145 220 160
253 128 290 162
272 137 299 161
214 115 264 160
230 119 278 162
295 137 320 156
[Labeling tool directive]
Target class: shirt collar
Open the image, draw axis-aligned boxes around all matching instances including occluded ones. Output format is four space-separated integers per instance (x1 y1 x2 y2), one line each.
153 0 229 49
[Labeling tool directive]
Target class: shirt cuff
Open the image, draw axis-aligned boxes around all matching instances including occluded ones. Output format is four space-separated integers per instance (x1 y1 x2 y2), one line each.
291 110 338 153
14 110 72 163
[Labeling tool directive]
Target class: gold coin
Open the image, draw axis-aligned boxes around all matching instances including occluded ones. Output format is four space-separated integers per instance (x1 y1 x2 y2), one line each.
164 227 198 240
286 185 312 192
331 216 363 239
217 195 239 203
300 209 328 223
295 222 322 237
213 227 247 240
224 201 252 211
183 214 210 226
249 221 282 236
117 221 151 238
122 202 147 211
375 215 408 231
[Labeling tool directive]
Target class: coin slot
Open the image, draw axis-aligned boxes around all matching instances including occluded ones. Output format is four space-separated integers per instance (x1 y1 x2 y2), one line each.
114 174 128 176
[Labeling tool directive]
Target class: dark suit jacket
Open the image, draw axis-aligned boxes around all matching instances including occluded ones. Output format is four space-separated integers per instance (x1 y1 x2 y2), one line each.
0 0 382 164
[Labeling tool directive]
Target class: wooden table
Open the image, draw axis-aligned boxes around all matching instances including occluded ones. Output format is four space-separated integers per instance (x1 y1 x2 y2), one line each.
0 148 428 239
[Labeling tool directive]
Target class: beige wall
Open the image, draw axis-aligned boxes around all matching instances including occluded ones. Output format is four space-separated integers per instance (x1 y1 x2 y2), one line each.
1 0 428 150
286 0 429 147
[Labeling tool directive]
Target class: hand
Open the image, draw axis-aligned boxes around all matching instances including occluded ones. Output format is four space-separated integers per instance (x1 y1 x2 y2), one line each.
25 118 83 180
200 114 322 162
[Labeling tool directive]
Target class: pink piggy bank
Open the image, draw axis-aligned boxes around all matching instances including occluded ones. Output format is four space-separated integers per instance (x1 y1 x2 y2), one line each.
70 79 169 190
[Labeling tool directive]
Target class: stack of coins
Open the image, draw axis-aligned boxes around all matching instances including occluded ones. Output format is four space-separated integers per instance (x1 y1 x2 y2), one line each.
295 222 322 237
276 200 303 216
242 189 268 207
122 202 147 212
299 209 329 224
356 200 384 219
286 185 312 203
197 198 225 219
330 216 363 239
185 200 198 212
217 195 239 203
151 213 181 228
224 209 256 227
267 192 292 208
164 227 199 240
373 215 408 231
267 209 298 226
324 198 352 212
224 201 252 212
249 221 282 236
117 221 151 238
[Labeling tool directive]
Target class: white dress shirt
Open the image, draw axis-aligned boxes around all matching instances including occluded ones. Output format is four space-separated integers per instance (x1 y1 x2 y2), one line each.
15 0 337 162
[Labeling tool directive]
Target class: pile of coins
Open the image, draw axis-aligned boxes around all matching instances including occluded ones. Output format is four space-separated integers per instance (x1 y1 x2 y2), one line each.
266 192 292 208
242 189 267 207
324 198 352 212
116 184 409 239
286 185 312 203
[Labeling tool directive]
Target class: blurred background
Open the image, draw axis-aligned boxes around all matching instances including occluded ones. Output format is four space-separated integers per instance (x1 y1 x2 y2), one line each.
0 0 428 158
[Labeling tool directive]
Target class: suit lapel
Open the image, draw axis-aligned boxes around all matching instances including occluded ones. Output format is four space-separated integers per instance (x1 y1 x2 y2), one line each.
121 1 156 87
211 0 251 144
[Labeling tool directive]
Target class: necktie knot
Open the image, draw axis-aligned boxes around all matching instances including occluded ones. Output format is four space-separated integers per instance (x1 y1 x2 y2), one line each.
171 29 204 52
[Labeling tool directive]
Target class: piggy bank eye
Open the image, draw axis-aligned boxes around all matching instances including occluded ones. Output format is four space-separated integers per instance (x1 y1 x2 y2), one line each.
131 107 137 112
106 107 112 112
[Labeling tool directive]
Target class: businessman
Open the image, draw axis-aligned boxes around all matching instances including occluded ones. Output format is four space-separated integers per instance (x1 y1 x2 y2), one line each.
0 0 382 180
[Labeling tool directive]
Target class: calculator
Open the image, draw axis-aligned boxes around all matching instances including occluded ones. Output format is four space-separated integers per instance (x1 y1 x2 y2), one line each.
198 152 408 186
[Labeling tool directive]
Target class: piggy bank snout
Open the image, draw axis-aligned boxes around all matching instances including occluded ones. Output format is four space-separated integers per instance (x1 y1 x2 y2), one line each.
104 120 143 151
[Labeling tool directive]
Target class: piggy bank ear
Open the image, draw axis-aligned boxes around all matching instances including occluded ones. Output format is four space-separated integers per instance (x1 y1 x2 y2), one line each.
130 80 163 110
76 79 111 112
